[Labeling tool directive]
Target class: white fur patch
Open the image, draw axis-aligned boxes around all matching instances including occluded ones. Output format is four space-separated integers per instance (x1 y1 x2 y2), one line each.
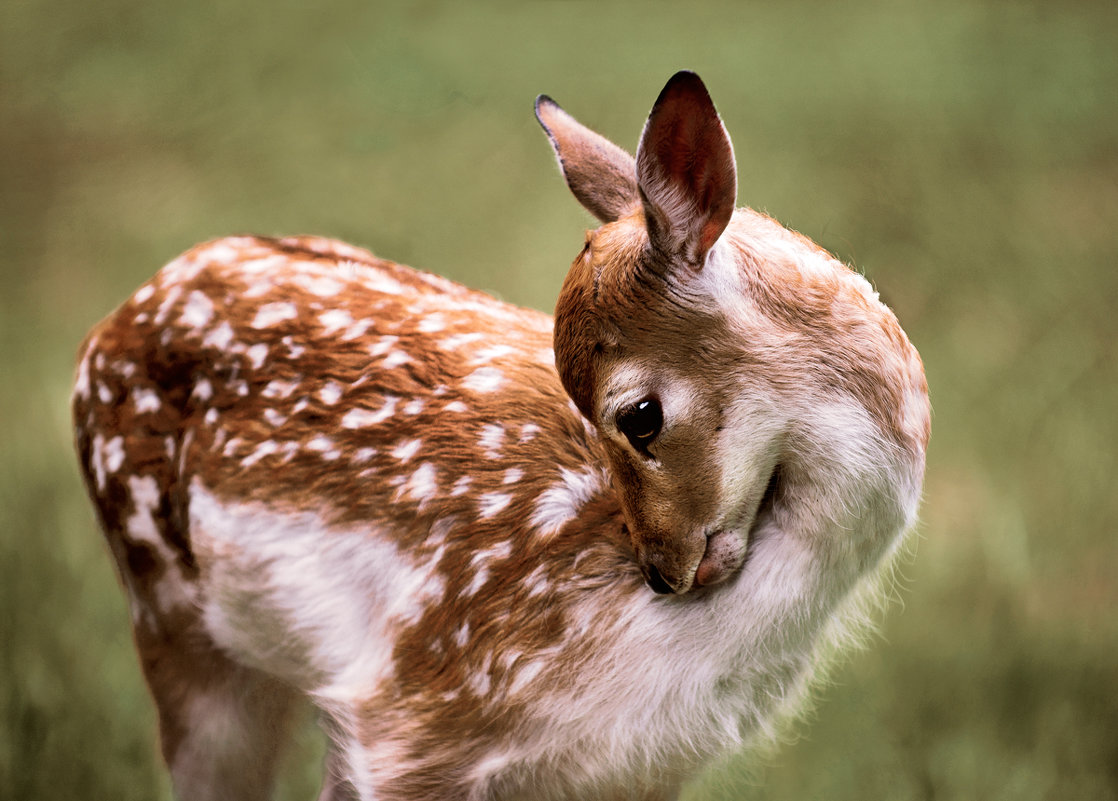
202 320 235 350
462 367 504 393
530 466 609 538
478 492 511 519
246 343 269 369
392 438 423 463
319 309 352 334
319 381 345 405
382 351 412 369
132 386 162 414
190 482 445 694
252 302 299 329
479 423 505 459
193 378 214 402
399 462 438 508
104 435 126 474
342 396 398 428
180 290 215 329
262 379 301 399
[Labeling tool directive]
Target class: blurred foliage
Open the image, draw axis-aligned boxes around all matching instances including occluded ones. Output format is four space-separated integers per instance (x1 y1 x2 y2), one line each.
2 0 1116 798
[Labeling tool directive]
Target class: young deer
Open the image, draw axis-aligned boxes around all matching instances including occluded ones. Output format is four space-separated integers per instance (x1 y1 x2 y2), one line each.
73 72 929 801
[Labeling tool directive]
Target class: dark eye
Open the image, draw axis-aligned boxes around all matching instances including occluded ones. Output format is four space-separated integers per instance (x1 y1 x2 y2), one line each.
616 398 663 454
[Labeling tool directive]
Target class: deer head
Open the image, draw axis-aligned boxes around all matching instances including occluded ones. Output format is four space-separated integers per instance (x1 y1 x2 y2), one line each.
537 71 928 595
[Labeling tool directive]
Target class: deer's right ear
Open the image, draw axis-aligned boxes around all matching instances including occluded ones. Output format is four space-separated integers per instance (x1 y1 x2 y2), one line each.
535 95 640 224
635 71 737 268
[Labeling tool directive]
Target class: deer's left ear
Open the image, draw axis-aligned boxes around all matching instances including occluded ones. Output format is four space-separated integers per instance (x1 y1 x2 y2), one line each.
636 71 737 267
535 95 641 224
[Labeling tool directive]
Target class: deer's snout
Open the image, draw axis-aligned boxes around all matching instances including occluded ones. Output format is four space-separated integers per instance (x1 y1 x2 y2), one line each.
635 537 705 595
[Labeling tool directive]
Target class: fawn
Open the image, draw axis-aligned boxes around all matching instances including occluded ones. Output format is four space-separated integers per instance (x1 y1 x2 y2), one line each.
73 71 929 801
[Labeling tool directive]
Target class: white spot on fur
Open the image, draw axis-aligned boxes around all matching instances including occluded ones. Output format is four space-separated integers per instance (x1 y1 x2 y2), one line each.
243 279 274 298
503 467 523 484
74 348 94 401
463 367 504 393
90 434 107 491
253 302 298 328
133 387 161 414
464 564 489 598
479 424 505 459
153 285 183 326
193 378 214 402
262 379 300 399
202 320 234 350
342 396 398 428
392 438 422 463
471 345 514 364
204 408 218 426
382 351 412 369
180 290 215 329
263 408 287 427
453 622 470 649
518 423 540 443
341 319 373 341
530 466 609 538
357 270 405 296
450 476 472 496
319 381 344 405
403 399 424 416
319 309 352 334
438 332 485 350
97 382 113 404
444 401 469 413
352 447 377 464
241 440 279 468
478 492 511 518
298 275 344 298
307 435 336 453
523 563 550 598
104 436 126 473
111 360 137 378
281 336 305 358
418 313 446 333
133 284 155 304
246 343 269 369
400 462 438 508
369 335 399 358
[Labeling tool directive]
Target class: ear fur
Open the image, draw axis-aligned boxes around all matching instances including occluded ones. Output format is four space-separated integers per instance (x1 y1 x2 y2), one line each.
635 71 737 266
535 95 640 224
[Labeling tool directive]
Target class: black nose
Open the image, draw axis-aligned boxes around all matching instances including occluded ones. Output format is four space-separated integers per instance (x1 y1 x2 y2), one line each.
644 562 675 595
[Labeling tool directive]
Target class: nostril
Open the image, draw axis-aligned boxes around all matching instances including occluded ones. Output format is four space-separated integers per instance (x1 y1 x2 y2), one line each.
644 562 674 595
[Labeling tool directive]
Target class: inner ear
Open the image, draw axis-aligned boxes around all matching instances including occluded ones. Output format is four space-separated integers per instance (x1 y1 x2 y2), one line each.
635 71 737 266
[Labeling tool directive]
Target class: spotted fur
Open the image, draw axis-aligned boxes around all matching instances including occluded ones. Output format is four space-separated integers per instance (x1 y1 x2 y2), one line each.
73 72 928 801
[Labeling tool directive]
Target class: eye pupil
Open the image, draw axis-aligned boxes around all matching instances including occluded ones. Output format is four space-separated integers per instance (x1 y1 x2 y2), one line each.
617 398 663 453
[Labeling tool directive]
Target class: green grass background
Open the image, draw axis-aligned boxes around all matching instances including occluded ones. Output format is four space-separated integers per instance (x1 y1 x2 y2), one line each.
3 0 1116 798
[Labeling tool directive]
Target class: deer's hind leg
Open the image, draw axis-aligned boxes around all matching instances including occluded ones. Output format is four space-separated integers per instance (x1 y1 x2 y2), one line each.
138 622 300 801
81 459 300 800
108 528 299 801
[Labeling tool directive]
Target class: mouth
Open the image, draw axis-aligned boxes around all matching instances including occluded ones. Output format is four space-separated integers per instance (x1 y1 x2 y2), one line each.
694 464 782 589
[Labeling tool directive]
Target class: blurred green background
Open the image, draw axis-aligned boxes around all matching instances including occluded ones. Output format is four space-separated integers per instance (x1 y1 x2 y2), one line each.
3 0 1116 798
